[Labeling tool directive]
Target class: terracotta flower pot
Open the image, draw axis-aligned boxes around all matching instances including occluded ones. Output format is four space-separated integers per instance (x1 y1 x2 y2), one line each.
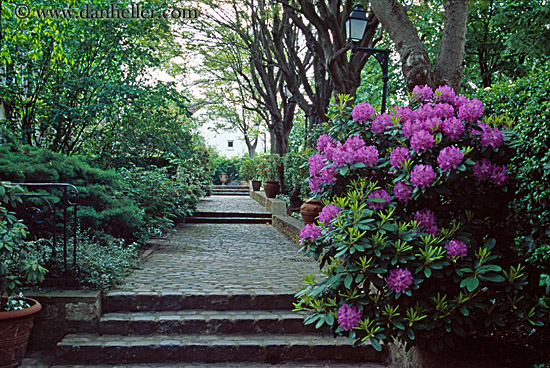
263 180 280 198
251 180 262 191
0 297 42 368
300 199 324 225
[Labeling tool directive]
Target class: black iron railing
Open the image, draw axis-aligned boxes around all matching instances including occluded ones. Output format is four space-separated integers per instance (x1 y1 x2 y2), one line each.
13 183 79 273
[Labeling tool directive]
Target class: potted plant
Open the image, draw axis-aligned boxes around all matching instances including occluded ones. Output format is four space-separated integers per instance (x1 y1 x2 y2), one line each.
0 182 47 368
258 154 281 198
239 158 261 191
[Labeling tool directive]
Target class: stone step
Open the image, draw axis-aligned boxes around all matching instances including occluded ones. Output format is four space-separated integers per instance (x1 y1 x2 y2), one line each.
52 361 386 368
186 217 272 224
56 333 385 365
53 362 387 367
211 191 250 196
210 185 249 190
103 292 295 313
194 211 271 218
99 310 316 335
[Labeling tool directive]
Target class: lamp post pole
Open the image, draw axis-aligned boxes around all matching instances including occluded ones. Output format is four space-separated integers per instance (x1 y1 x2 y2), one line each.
351 45 390 113
346 4 390 113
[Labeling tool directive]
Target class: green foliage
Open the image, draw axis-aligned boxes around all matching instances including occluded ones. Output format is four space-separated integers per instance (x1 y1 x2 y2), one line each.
28 230 138 291
0 144 145 241
210 154 245 185
257 154 282 182
283 148 313 199
297 89 548 352
239 156 262 181
119 161 209 236
476 69 550 274
0 182 47 308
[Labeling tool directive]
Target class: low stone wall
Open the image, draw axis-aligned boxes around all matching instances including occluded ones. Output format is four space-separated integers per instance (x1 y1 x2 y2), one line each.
273 215 303 246
25 290 101 350
250 190 287 216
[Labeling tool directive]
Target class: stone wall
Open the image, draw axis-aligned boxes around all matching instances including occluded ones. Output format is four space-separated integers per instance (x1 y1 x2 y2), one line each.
25 290 101 350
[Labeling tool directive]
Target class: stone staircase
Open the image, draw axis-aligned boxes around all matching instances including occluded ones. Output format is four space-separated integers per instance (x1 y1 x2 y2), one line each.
55 292 386 366
186 211 272 224
211 185 250 196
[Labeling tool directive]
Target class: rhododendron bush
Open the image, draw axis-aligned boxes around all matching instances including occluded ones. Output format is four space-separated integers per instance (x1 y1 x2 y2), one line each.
295 86 548 352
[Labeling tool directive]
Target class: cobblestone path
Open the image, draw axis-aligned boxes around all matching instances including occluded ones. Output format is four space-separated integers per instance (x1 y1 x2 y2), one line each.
118 196 318 295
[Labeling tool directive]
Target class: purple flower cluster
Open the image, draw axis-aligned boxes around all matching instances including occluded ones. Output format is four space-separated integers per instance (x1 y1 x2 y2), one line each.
435 85 457 104
371 113 393 133
318 204 341 226
368 189 391 210
445 240 468 258
478 123 504 149
440 117 465 140
410 130 435 152
458 98 484 122
352 102 376 122
393 182 412 202
390 147 410 169
412 84 434 101
337 304 362 331
473 159 508 186
317 134 336 153
437 146 463 172
308 153 335 193
410 164 436 188
299 224 322 244
387 268 414 293
414 208 439 235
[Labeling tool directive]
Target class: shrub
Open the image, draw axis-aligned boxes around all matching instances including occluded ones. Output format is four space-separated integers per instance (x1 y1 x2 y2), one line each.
239 157 262 181
119 162 208 236
210 154 245 184
28 229 138 291
0 144 144 241
295 88 548 352
0 182 47 308
283 149 313 199
476 71 550 277
257 154 282 182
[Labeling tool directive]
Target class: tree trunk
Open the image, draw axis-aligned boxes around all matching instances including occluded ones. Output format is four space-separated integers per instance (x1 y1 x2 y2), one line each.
370 0 469 92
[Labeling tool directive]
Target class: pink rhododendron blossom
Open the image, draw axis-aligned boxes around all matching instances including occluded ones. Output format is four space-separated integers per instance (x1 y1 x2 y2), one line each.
299 224 322 243
458 98 484 122
455 94 470 107
445 240 468 258
491 165 508 186
473 159 493 181
418 103 437 120
480 126 504 149
318 204 341 226
434 103 455 119
414 208 439 235
345 135 366 150
411 164 436 188
352 102 376 122
410 130 435 152
319 164 337 185
368 189 391 210
435 85 457 104
412 84 433 101
437 146 464 172
387 268 414 293
424 117 442 132
393 182 412 202
337 304 362 331
309 153 326 177
308 176 323 193
317 134 335 153
440 117 465 140
355 145 379 167
372 113 393 133
390 147 411 169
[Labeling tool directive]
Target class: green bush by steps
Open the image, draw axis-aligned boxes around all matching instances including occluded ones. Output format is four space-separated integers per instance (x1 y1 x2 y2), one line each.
476 70 550 274
0 144 145 241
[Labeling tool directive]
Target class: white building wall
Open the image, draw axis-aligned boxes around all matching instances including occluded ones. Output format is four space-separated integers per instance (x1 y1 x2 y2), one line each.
193 108 268 158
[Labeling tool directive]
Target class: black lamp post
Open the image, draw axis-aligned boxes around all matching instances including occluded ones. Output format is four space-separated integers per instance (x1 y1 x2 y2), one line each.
345 4 390 113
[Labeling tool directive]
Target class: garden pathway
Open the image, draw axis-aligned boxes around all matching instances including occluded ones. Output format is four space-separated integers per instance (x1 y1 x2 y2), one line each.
53 193 386 367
